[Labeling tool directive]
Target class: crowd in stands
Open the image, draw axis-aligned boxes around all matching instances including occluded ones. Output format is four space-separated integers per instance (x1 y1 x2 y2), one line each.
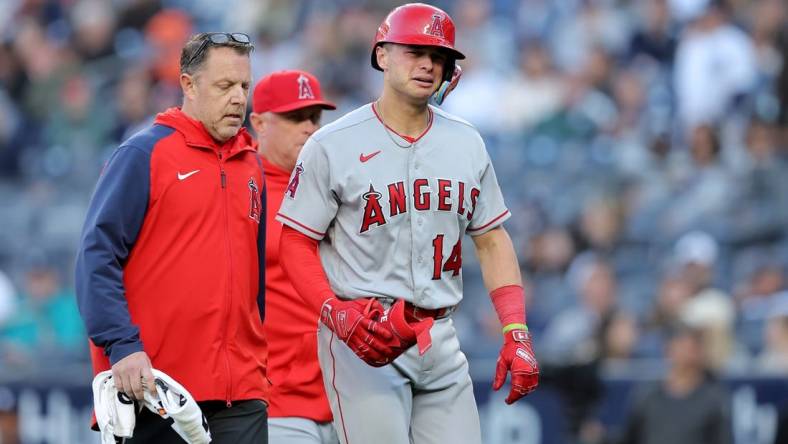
0 0 786 397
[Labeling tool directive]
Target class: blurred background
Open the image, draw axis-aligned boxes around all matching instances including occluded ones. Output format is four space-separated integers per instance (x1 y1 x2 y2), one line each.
0 0 786 443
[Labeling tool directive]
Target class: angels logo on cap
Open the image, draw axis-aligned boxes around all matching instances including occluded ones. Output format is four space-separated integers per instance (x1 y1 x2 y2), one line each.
297 74 315 100
252 70 336 114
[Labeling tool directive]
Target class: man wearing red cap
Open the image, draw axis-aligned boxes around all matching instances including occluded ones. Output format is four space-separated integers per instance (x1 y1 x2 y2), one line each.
249 70 339 444
276 3 539 444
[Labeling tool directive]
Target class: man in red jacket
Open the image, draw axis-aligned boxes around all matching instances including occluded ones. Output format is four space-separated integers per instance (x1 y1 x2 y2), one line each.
76 32 269 443
249 70 338 443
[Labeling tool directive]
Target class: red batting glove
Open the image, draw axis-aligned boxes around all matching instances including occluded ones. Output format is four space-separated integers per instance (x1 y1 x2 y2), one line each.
492 325 539 404
320 298 394 367
378 300 435 361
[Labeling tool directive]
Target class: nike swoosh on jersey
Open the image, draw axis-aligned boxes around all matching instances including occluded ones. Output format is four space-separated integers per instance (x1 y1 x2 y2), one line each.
177 170 200 180
359 151 382 163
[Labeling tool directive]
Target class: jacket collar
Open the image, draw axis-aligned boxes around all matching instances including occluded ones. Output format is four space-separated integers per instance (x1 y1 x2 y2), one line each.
154 107 255 158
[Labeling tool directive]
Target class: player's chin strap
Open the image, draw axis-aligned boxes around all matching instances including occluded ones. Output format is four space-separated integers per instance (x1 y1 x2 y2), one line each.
431 64 462 106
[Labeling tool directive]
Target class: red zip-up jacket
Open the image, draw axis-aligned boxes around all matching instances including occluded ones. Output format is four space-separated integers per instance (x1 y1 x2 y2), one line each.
76 107 269 404
261 155 332 421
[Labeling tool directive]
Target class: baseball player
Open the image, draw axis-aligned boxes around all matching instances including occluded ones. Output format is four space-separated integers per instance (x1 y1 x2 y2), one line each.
277 3 539 444
249 70 339 444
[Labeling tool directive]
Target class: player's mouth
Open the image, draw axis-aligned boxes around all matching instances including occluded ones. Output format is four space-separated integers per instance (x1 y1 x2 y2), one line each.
412 76 435 87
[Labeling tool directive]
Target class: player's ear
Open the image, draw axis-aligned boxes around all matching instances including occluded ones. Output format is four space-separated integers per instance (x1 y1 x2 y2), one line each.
376 45 389 71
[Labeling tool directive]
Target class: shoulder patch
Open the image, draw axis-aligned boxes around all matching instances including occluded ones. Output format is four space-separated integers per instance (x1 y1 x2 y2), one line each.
285 162 304 199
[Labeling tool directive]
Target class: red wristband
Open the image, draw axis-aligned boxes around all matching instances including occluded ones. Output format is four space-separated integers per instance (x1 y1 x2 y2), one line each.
490 284 526 327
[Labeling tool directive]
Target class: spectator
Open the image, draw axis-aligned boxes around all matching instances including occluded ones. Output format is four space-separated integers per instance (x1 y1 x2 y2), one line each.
640 273 695 357
500 42 566 133
0 255 84 360
550 0 632 73
112 68 156 142
662 126 735 235
728 119 788 244
674 0 757 126
540 254 627 442
69 0 118 63
736 257 786 353
757 308 788 374
618 324 733 444
669 231 746 370
629 0 678 66
453 0 516 72
747 0 785 83
541 254 620 364
573 196 623 256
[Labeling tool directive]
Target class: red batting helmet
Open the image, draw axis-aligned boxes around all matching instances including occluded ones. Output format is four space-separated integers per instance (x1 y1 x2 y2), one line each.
371 3 465 81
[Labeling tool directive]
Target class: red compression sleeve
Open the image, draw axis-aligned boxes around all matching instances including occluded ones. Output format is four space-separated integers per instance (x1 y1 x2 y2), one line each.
490 285 526 327
279 226 336 313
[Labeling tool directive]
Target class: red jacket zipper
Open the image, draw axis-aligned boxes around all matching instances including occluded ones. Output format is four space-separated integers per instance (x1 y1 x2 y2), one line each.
218 149 234 408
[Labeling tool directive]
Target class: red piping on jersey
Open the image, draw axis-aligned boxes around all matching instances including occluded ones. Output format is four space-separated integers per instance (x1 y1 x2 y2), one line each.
467 209 511 232
276 212 326 237
371 102 433 144
329 330 352 444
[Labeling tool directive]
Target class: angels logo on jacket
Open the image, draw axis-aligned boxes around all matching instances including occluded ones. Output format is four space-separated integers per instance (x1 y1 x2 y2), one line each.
286 163 304 199
297 74 315 100
248 177 261 222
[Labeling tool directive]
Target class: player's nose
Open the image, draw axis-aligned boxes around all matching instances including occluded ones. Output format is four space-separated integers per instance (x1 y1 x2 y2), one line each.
415 54 435 72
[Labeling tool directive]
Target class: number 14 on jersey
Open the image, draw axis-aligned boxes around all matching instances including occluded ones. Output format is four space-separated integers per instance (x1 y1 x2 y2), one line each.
432 234 462 280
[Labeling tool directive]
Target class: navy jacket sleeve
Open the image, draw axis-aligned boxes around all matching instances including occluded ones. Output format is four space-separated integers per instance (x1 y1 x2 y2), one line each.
75 144 151 364
256 175 267 324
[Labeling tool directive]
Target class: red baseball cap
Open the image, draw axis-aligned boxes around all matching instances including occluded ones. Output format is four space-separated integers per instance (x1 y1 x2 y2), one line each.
252 70 336 114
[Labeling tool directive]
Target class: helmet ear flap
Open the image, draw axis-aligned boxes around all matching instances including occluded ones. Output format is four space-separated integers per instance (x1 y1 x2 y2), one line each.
371 42 383 71
443 58 456 83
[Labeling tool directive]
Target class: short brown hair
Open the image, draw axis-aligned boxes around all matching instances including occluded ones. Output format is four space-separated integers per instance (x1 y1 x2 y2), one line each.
180 32 253 75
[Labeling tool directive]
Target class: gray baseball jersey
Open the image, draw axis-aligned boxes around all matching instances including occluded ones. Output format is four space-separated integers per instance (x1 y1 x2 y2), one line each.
276 103 509 309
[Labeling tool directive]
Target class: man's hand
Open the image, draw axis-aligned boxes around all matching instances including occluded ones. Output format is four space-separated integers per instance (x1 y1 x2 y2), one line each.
321 298 394 367
492 326 539 404
111 351 155 401
378 299 434 360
